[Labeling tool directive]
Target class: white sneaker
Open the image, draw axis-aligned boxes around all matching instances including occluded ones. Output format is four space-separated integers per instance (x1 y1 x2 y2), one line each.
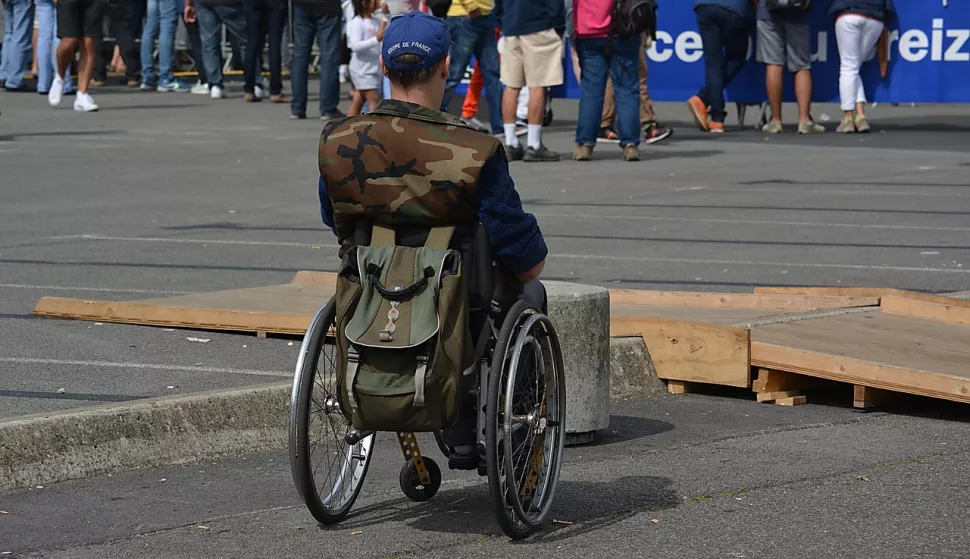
210 85 225 99
49 75 65 107
73 93 99 112
254 84 267 99
190 80 209 95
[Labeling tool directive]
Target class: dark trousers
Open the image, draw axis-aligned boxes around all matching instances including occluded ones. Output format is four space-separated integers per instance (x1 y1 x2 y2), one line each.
243 0 286 94
127 0 146 77
290 6 341 116
94 0 140 81
184 15 206 83
695 4 750 123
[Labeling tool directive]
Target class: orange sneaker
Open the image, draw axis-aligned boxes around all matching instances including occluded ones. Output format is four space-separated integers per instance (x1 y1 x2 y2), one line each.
686 95 709 131
709 121 725 134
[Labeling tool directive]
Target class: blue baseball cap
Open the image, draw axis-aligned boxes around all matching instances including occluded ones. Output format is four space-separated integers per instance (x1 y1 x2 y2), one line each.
381 11 451 72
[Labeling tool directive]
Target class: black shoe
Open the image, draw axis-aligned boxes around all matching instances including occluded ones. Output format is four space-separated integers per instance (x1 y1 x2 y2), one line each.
448 450 481 471
506 143 525 161
643 122 673 145
523 145 561 162
320 110 347 122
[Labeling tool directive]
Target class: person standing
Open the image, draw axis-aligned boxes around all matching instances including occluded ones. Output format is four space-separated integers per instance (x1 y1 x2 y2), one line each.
495 0 564 161
35 0 74 94
830 0 893 133
49 0 104 111
243 0 288 102
289 0 344 119
687 0 753 133
566 0 641 161
141 0 189 90
0 0 34 91
439 0 503 136
92 0 140 87
756 0 823 134
345 0 385 115
184 0 250 99
599 35 673 142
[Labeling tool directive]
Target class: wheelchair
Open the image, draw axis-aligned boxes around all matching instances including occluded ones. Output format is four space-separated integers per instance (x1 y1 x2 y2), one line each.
287 223 567 539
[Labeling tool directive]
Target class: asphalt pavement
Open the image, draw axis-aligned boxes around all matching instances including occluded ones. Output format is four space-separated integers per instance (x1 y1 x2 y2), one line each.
1 83 970 557
3 392 970 557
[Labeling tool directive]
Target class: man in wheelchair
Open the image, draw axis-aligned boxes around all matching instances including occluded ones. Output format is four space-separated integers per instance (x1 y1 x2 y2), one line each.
316 10 548 471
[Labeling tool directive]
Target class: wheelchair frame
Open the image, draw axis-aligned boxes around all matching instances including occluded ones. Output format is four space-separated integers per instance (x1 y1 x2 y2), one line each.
288 290 566 539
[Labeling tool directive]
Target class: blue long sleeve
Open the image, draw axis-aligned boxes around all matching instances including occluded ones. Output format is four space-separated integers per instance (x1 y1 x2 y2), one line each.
476 154 548 275
318 176 336 235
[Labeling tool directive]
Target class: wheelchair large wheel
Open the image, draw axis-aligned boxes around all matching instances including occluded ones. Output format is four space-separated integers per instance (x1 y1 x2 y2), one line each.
289 300 374 525
485 299 566 539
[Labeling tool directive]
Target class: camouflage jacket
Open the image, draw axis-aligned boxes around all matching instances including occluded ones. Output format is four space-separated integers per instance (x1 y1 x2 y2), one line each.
319 99 505 254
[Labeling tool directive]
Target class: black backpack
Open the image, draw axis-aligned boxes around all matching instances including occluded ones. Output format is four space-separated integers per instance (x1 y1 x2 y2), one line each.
766 0 813 13
610 0 658 40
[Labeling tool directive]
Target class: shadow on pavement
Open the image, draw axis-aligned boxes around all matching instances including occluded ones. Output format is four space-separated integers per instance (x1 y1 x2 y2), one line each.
336 474 679 542
589 415 674 446
0 130 121 141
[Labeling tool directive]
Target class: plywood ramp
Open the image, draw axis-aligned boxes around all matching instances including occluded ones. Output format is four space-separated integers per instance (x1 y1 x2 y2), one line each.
33 272 338 335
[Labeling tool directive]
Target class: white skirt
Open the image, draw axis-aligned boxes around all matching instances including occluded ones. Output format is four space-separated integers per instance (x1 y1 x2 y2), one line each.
350 68 381 91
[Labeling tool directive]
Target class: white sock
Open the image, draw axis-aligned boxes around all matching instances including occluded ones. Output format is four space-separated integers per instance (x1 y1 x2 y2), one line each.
527 124 542 150
504 124 519 147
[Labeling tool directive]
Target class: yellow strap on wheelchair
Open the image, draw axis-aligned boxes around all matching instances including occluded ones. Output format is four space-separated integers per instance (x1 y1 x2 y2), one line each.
424 226 455 250
371 223 396 246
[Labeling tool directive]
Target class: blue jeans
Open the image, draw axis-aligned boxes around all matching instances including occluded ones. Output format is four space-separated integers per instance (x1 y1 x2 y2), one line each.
0 0 34 88
440 14 502 134
197 2 248 88
696 5 750 123
35 0 73 92
575 36 641 147
290 7 341 116
141 0 179 84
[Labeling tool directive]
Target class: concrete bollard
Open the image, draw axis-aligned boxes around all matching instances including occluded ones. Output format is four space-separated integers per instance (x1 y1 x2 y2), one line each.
543 281 611 445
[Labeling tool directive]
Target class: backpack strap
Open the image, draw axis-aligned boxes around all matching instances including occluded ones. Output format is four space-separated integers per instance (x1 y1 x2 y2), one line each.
371 223 396 246
424 226 455 250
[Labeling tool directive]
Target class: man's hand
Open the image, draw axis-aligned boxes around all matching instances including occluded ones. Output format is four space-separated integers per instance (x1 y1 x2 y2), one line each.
517 261 544 284
377 20 388 41
184 0 196 22
468 7 482 18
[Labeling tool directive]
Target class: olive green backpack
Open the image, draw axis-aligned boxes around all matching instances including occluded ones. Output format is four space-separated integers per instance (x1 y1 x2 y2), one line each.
334 224 472 432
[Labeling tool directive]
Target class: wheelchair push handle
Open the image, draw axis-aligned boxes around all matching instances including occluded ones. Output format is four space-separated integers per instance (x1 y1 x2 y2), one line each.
366 264 436 302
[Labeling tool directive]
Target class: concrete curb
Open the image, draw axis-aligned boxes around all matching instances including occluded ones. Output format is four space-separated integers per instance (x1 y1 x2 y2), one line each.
0 338 664 493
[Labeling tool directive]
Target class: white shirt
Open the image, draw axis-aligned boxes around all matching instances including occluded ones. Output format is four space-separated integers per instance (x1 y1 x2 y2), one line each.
347 16 382 79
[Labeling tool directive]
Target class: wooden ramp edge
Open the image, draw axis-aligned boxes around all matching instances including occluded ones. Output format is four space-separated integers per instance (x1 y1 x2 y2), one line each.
751 341 970 405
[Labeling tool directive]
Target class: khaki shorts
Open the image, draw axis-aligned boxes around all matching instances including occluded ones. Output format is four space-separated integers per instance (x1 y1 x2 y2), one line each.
500 29 564 89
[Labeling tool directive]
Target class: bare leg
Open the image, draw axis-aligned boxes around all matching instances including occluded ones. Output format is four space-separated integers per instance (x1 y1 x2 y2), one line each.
348 90 364 116
78 37 98 94
363 89 379 113
855 101 865 117
502 86 520 124
57 38 80 78
766 64 783 123
794 68 812 123
33 28 40 75
527 86 544 125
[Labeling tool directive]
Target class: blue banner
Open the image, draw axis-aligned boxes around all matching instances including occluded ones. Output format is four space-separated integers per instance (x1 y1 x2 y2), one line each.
520 0 968 103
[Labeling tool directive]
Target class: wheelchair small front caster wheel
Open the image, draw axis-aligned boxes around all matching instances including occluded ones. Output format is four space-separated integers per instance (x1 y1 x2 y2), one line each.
543 108 554 127
400 457 441 502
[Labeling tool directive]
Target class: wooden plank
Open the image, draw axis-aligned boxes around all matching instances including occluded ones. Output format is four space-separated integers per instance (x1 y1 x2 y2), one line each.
608 289 878 311
752 368 824 393
853 385 896 409
776 396 807 406
880 296 970 326
666 380 694 394
751 341 970 404
32 297 314 335
753 287 898 298
291 271 338 286
752 312 970 380
612 316 750 388
757 390 801 403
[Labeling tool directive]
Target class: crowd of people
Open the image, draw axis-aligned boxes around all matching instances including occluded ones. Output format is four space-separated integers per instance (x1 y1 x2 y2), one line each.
0 0 895 157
